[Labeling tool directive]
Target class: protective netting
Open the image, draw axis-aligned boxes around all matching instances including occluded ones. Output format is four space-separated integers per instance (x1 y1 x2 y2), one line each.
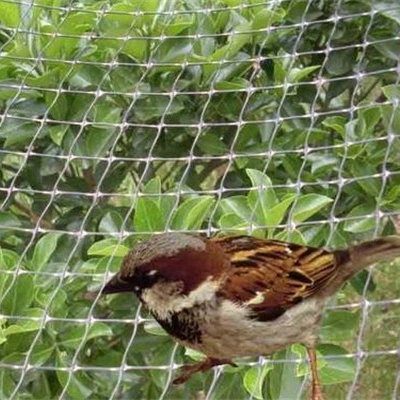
0 1 400 399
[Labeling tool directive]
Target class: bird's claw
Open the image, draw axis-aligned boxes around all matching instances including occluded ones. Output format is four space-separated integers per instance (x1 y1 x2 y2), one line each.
173 358 235 385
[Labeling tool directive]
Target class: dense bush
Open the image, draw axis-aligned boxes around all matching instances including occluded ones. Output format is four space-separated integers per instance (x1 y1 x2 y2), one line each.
0 0 399 398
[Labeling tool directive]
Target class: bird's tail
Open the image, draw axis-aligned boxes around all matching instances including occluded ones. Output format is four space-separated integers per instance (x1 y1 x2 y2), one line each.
335 235 400 281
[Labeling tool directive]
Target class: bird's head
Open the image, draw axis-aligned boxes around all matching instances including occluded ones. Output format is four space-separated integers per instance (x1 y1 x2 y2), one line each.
101 233 229 317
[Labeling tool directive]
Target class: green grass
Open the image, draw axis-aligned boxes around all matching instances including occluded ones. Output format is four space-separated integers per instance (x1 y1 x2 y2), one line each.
325 259 400 400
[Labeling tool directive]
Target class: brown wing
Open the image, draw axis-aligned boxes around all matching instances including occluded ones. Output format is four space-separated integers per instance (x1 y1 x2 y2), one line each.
212 236 338 321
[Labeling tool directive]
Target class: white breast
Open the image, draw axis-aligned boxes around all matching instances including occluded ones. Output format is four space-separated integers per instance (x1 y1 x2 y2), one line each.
186 297 325 359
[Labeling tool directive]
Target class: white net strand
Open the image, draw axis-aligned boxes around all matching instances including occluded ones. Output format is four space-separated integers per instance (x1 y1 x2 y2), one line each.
54 6 177 399
348 43 400 400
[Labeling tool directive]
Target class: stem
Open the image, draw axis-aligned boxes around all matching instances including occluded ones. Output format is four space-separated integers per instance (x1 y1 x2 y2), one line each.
12 200 54 230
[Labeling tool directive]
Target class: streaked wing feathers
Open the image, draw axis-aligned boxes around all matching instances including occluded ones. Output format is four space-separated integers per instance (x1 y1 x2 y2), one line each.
212 236 338 321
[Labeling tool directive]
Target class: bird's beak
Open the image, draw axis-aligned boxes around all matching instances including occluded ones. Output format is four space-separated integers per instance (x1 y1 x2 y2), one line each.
82 274 134 302
101 274 135 295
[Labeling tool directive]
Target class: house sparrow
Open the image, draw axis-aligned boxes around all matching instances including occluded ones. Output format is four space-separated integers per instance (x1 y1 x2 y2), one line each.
100 233 400 400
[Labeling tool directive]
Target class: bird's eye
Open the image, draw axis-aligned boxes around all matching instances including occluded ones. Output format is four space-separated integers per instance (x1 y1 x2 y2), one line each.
134 269 161 291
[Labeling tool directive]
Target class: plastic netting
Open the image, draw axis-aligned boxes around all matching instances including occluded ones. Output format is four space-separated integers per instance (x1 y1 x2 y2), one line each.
1 1 400 399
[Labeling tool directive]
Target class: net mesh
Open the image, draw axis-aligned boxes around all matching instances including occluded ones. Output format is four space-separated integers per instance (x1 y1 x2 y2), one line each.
1 0 400 399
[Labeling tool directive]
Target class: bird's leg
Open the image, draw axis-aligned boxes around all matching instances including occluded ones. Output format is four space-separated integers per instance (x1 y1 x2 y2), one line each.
173 358 236 385
307 347 325 400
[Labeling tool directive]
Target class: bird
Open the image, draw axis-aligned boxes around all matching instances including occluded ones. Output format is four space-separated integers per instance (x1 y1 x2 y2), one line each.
99 232 400 400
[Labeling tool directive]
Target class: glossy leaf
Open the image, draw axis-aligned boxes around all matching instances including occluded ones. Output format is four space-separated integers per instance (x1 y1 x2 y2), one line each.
87 239 129 257
31 233 63 271
58 322 113 349
219 196 252 222
343 204 376 233
56 351 93 399
171 196 215 230
133 197 165 233
291 194 333 223
320 310 361 341
243 364 273 399
2 274 34 315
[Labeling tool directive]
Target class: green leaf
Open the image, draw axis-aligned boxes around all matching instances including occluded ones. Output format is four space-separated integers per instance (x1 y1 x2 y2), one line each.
273 59 287 85
58 322 113 349
246 169 278 225
97 36 147 62
184 347 206 362
288 65 320 83
382 84 400 101
82 255 122 275
381 103 400 134
326 79 355 103
196 132 228 155
133 197 165 233
293 344 327 377
0 250 20 304
325 48 357 75
252 8 285 30
0 212 21 229
159 193 177 220
320 310 361 341
318 344 356 385
219 196 252 222
291 194 333 223
322 116 346 136
275 229 306 245
171 196 215 230
0 326 5 345
264 196 296 227
296 344 356 385
218 213 249 231
246 169 278 206
0 2 20 28
92 102 122 126
31 233 63 271
0 118 38 147
49 125 69 146
164 14 195 36
243 364 273 400
308 153 339 174
29 343 55 366
343 204 376 233
350 162 381 197
214 78 251 90
98 211 123 234
349 270 377 294
85 127 119 158
0 248 20 270
142 176 162 195
87 239 129 257
268 348 303 399
143 321 168 336
56 351 93 399
141 177 164 208
374 3 400 27
0 354 22 398
358 107 382 137
209 22 252 62
2 274 34 315
48 289 69 319
134 96 185 121
4 308 43 336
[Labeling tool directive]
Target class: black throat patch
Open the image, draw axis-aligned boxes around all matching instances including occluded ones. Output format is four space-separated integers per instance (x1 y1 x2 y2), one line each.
154 306 204 344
